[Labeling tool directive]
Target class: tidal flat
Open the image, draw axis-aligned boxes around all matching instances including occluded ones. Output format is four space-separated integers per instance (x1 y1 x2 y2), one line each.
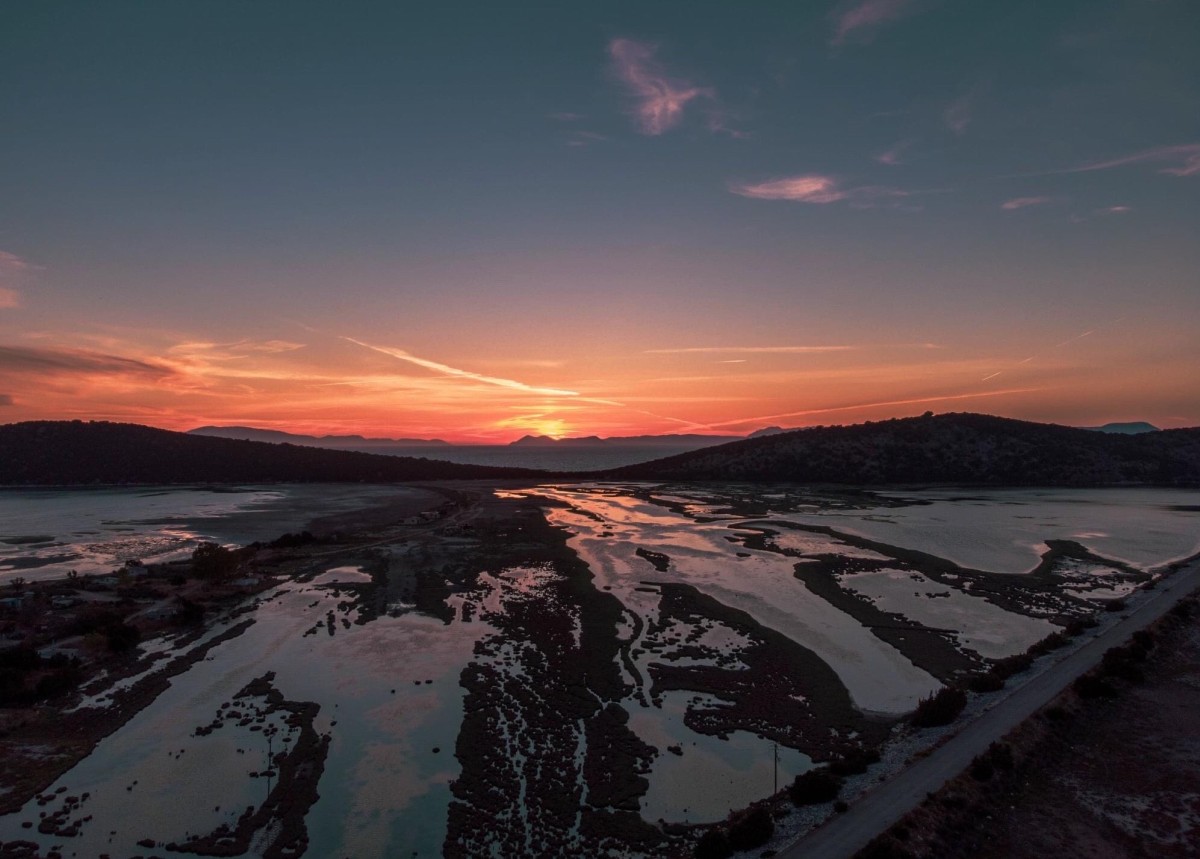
0 482 1196 857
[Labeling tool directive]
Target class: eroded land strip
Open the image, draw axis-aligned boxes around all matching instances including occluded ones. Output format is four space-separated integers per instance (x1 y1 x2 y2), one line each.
780 556 1200 859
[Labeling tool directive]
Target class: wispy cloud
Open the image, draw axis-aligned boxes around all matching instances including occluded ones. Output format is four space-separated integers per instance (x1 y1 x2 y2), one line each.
608 38 711 135
0 345 178 380
943 90 976 135
730 174 908 206
1096 205 1132 215
1001 196 1054 210
646 345 854 355
875 139 914 165
830 0 920 46
0 251 34 308
343 338 580 397
0 394 12 406
1074 144 1200 177
566 130 607 148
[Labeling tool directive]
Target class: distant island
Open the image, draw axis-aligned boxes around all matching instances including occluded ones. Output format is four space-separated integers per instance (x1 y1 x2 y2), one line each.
509 432 761 449
1081 421 1159 435
189 425 452 447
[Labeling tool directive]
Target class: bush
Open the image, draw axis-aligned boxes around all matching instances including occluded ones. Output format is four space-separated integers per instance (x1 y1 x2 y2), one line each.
1103 599 1126 613
789 769 842 805
1029 631 1070 655
1073 674 1118 699
990 652 1033 680
967 672 1005 693
827 746 881 776
191 542 239 579
693 829 732 859
727 806 773 851
910 687 967 728
969 756 994 781
1131 630 1156 650
104 620 141 653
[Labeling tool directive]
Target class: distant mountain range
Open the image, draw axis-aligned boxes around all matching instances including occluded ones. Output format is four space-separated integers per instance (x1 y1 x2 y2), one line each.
604 413 1200 486
509 432 763 449
189 425 451 447
191 424 787 450
1082 421 1159 434
0 421 541 485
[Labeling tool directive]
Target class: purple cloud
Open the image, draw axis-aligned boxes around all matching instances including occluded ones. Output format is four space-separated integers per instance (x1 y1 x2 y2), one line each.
1001 196 1053 210
943 92 974 135
1075 144 1200 177
831 0 920 45
875 138 914 165
0 345 178 380
730 174 907 205
609 38 711 135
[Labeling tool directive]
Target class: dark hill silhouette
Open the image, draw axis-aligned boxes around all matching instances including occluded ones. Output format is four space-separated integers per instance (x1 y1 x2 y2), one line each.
0 421 544 485
601 413 1200 486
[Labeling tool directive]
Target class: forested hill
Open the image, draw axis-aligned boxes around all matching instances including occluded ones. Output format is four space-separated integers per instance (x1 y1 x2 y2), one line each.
0 421 545 485
601 413 1200 486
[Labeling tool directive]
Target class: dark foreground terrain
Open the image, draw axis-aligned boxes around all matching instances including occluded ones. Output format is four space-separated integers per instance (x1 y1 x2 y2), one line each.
859 595 1200 859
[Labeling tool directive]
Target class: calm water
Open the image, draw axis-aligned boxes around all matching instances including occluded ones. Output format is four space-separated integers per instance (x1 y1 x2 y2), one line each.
1 484 1197 856
340 444 693 472
0 484 415 584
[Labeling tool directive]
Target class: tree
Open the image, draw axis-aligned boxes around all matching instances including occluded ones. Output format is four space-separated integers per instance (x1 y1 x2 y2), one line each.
191 542 239 580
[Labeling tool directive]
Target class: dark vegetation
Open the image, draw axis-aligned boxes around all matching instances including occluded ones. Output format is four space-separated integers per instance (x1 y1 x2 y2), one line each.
789 768 843 805
910 687 968 728
605 412 1200 485
0 420 545 484
692 806 775 858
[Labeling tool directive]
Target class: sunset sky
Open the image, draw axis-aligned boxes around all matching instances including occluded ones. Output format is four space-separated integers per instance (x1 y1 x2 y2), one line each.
1 1 1198 442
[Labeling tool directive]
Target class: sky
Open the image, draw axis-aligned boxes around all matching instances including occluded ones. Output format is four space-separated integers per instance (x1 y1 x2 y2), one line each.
1 0 1198 442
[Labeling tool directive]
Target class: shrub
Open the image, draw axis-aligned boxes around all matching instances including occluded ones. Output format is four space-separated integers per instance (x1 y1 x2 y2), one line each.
191 542 239 579
969 756 994 781
789 769 842 805
1131 630 1156 650
990 653 1033 680
967 672 1005 693
910 687 967 728
727 807 773 851
104 620 141 653
1073 674 1118 699
1029 631 1070 655
693 829 732 859
1103 599 1126 613
828 746 881 776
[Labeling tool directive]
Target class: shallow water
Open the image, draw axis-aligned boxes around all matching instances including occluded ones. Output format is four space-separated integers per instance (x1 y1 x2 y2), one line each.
1 482 1195 854
783 487 1200 574
0 485 415 584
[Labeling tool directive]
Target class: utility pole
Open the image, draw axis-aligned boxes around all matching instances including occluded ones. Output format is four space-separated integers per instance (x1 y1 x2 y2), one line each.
773 741 779 796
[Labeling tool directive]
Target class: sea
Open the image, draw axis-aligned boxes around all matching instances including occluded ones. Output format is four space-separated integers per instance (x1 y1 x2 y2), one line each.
334 443 691 472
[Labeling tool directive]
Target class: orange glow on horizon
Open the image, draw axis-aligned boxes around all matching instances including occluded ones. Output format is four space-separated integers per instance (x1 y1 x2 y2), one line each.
0 325 1197 441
